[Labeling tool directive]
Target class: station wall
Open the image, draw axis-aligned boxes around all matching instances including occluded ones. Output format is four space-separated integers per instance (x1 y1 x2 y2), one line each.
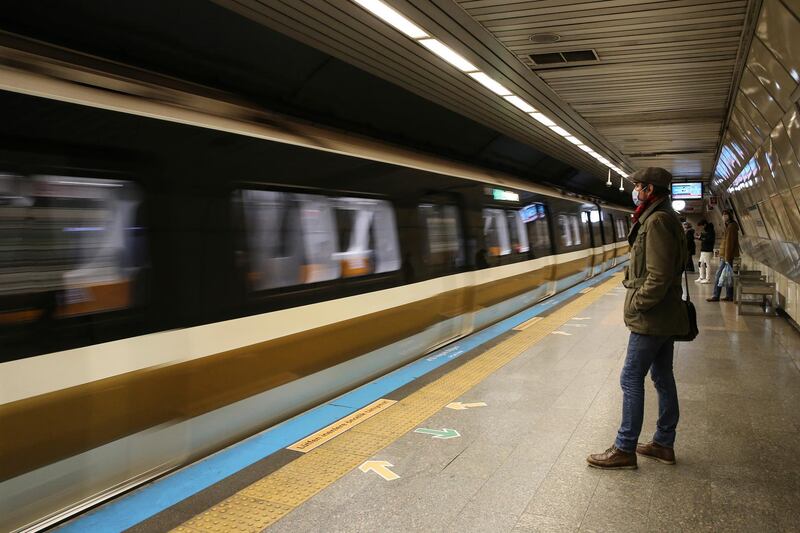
711 0 800 323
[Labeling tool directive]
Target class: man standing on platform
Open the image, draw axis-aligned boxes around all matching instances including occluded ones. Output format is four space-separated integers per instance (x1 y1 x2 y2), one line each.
587 167 688 469
706 209 739 302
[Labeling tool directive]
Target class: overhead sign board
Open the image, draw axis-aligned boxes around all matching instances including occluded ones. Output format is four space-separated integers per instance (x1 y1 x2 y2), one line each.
671 182 703 199
490 188 519 202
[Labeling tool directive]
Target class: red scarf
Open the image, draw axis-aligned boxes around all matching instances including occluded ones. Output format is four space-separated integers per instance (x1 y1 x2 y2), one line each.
631 194 661 224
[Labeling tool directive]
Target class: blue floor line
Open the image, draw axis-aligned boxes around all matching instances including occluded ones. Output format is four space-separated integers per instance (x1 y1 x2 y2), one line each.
58 264 624 532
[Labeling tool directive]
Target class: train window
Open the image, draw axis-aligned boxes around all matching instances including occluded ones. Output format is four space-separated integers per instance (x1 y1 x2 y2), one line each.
557 214 572 247
483 208 511 256
557 214 582 248
0 174 146 323
602 213 614 243
241 191 400 290
505 210 530 254
522 202 550 252
418 204 465 268
298 195 341 283
584 210 602 247
241 190 309 290
334 197 400 277
570 215 583 245
615 217 627 240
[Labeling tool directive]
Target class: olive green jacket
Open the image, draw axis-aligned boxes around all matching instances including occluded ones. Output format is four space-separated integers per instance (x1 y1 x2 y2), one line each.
623 196 689 336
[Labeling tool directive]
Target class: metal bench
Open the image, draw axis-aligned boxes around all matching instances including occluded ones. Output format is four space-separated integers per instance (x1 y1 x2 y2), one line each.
737 280 777 316
733 270 765 303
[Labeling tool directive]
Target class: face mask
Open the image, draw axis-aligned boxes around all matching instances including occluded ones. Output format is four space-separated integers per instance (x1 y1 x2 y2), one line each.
632 188 642 207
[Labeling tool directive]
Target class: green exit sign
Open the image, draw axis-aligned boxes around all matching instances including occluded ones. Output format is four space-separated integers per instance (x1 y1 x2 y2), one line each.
491 188 519 201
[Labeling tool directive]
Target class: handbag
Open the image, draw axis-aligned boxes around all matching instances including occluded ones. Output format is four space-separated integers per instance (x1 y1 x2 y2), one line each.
674 268 699 342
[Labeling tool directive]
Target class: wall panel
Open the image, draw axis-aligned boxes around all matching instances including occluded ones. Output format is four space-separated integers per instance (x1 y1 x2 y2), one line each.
711 0 800 324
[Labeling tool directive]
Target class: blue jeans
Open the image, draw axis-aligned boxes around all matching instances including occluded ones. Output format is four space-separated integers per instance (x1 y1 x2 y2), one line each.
712 260 734 299
615 333 679 452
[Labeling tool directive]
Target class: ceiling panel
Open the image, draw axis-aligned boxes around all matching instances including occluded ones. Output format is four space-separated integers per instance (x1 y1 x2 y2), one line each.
210 0 638 188
457 0 758 180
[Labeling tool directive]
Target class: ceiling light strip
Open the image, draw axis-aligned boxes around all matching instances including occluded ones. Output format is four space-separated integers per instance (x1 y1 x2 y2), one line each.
353 0 427 39
352 0 628 178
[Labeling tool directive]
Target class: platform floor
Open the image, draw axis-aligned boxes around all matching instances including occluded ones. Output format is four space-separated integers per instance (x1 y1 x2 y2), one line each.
253 275 800 533
123 269 800 533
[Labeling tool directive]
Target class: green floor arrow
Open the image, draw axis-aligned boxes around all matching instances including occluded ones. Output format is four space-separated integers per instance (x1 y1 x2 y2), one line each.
413 428 460 439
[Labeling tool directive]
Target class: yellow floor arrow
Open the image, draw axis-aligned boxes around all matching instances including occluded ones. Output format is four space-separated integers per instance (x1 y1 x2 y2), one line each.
359 460 400 481
446 402 487 410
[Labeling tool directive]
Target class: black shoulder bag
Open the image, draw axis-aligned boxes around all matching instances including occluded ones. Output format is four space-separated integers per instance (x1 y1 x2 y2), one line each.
674 268 699 342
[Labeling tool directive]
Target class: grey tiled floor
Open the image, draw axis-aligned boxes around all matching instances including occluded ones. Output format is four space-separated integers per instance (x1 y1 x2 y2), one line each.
266 275 800 532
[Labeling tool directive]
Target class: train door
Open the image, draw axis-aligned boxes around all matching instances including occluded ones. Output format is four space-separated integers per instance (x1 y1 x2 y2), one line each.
601 211 617 268
416 197 471 350
524 201 557 299
582 208 604 276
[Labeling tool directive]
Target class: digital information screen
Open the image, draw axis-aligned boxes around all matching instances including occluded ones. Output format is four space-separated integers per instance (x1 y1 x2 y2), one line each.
520 202 545 223
671 182 703 199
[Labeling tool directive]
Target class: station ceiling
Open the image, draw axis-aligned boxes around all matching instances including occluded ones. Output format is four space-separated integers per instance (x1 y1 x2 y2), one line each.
215 0 759 185
459 0 758 180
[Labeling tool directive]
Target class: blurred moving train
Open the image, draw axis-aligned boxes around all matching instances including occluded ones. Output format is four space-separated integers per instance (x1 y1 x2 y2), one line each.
0 90 631 531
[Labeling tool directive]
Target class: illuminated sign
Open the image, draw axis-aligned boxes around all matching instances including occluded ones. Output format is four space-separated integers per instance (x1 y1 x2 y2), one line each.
671 182 703 200
491 188 520 202
521 202 545 222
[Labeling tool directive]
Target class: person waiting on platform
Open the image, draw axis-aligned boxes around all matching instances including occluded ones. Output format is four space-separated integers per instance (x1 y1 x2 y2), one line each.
683 221 696 272
695 219 715 283
587 167 688 469
706 209 739 302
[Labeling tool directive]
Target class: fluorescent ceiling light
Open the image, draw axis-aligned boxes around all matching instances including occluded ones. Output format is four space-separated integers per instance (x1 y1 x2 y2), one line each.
550 126 570 137
578 144 594 153
529 112 556 127
418 38 478 72
565 136 583 146
353 0 428 39
503 95 536 113
468 72 512 96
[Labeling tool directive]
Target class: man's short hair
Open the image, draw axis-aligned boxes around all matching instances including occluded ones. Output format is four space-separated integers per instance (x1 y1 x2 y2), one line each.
697 219 707 226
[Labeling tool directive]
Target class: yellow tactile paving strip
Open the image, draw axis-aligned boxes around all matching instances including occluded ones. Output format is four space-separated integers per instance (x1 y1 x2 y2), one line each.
173 273 623 533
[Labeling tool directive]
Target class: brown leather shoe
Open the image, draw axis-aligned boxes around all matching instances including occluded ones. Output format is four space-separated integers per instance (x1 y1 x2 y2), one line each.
587 446 637 469
721 297 734 302
636 441 676 464
706 297 720 302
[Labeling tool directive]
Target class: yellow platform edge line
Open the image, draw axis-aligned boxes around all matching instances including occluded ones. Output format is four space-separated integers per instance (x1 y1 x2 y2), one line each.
172 273 623 533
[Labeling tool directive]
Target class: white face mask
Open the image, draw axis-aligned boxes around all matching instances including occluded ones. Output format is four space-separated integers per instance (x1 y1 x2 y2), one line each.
632 187 643 207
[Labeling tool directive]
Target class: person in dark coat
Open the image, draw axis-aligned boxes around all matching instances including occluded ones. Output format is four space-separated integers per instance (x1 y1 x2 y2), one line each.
683 221 696 272
695 220 715 282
